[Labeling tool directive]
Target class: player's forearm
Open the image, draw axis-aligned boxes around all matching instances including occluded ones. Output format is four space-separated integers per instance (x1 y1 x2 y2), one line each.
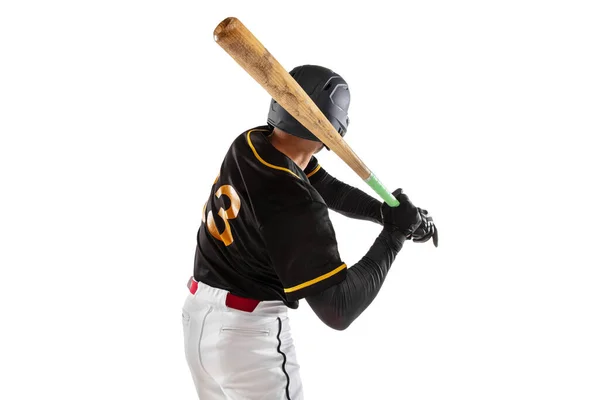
312 172 383 224
305 230 404 330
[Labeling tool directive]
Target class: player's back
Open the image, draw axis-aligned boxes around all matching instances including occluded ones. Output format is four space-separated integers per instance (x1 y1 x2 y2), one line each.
193 125 324 308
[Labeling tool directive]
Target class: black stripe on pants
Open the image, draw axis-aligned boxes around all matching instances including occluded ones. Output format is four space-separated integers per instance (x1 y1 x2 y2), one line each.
276 317 291 400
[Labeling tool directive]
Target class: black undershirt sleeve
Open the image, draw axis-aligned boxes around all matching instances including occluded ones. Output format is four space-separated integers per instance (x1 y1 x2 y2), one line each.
305 158 383 225
305 229 405 331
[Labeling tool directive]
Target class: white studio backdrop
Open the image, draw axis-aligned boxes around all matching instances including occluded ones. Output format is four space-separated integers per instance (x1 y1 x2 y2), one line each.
1 1 599 399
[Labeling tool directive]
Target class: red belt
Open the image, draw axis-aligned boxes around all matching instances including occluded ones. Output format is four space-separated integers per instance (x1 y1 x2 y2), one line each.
187 277 260 313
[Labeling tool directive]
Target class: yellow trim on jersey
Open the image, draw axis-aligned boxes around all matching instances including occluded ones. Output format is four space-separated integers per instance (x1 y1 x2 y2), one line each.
284 264 347 293
305 164 321 178
246 130 301 179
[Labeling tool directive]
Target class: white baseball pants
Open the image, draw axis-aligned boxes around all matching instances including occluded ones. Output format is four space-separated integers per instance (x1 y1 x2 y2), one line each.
182 280 304 399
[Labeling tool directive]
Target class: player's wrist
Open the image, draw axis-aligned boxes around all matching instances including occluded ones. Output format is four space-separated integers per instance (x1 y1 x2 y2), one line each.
379 228 406 252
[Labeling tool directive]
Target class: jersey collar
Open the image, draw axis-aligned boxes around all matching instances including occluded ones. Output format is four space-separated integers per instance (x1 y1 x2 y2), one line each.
246 127 309 182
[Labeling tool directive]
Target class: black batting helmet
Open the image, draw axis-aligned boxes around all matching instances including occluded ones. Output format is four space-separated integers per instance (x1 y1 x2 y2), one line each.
267 65 350 142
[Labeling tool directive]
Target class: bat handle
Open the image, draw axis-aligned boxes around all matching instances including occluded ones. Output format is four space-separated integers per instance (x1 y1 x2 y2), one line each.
365 174 400 207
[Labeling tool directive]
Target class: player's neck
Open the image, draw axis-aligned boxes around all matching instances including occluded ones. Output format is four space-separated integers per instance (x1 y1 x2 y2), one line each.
269 128 321 170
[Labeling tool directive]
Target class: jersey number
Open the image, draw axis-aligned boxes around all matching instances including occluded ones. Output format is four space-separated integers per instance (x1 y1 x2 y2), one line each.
202 185 241 246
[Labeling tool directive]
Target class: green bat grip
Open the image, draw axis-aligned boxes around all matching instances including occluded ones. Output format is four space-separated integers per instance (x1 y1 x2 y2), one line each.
365 174 399 207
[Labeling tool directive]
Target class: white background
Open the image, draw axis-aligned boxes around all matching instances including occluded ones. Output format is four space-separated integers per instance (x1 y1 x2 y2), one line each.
1 1 599 399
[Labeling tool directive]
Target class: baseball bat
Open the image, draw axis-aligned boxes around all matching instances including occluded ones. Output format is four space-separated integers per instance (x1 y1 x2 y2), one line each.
213 17 399 207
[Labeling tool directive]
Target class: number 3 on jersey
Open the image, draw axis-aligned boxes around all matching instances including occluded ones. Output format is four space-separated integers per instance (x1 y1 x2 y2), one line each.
202 184 241 246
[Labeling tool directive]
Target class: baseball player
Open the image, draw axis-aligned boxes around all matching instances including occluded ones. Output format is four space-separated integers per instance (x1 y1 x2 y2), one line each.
182 65 438 399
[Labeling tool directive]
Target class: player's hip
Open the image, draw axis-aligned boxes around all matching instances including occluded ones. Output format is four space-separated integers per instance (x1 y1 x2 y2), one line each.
181 278 295 371
182 279 302 399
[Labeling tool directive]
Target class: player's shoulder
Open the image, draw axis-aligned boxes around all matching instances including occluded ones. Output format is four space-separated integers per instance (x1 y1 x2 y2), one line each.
226 125 270 163
231 125 272 149
226 125 322 208
229 125 308 184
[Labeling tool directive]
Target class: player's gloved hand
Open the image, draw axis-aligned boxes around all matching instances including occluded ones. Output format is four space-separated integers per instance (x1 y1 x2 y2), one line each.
380 189 422 241
411 208 439 247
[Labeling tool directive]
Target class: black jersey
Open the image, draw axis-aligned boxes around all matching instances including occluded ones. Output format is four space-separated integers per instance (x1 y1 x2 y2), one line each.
193 126 347 308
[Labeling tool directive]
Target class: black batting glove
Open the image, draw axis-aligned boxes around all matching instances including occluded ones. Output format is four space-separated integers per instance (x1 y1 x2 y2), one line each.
380 189 422 241
411 208 439 247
